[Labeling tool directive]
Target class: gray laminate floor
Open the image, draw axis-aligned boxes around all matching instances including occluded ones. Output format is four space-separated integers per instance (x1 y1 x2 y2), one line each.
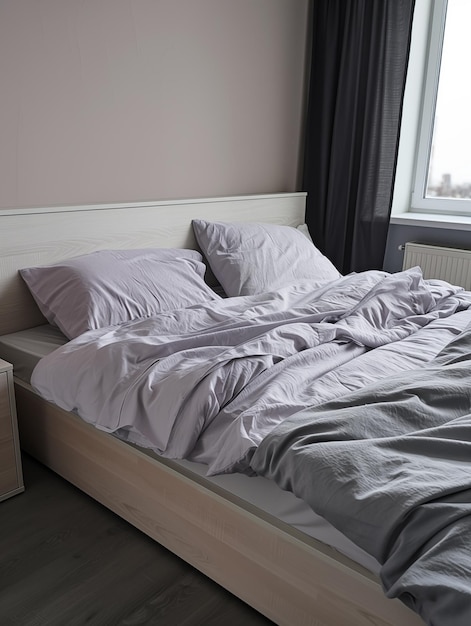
0 454 274 626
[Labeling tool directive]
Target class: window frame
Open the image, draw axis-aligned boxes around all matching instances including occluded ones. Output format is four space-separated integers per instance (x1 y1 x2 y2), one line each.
411 0 471 216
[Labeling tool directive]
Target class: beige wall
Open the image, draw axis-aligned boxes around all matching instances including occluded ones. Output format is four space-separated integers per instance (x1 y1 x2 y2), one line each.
0 0 309 210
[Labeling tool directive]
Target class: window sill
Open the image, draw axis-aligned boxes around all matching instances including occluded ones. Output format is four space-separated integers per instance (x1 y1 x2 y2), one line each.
390 212 471 232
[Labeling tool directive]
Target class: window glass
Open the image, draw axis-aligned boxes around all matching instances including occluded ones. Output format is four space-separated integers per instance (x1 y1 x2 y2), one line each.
426 0 471 200
411 0 471 215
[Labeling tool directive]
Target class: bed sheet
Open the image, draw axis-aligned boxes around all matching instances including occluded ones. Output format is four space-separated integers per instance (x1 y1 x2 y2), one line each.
0 324 67 383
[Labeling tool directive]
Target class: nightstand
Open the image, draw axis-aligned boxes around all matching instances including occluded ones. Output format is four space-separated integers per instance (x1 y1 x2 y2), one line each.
0 359 24 501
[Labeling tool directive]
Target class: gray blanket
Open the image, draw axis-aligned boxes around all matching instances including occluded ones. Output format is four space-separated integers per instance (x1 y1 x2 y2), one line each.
251 325 471 625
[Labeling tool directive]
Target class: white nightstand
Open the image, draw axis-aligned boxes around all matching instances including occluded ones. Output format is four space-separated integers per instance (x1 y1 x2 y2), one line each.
0 358 24 501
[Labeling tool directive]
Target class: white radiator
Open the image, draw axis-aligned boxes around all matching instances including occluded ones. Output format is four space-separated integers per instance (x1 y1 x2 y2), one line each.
402 242 471 290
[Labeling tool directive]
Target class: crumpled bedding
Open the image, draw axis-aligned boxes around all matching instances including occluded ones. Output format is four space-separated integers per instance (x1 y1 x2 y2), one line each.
31 267 471 478
250 322 471 626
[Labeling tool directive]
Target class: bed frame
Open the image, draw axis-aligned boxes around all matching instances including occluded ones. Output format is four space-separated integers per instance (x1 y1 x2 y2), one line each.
0 193 423 626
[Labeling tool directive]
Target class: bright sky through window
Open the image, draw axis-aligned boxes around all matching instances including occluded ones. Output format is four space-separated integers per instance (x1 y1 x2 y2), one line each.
426 0 471 199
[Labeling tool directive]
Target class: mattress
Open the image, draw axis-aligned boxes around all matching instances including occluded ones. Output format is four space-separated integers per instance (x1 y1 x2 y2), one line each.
0 324 67 383
0 324 380 574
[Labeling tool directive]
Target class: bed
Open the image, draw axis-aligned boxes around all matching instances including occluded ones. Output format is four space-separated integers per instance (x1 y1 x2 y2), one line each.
1 192 470 626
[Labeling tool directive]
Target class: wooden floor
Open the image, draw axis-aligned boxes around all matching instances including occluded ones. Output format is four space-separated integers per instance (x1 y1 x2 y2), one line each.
0 454 274 626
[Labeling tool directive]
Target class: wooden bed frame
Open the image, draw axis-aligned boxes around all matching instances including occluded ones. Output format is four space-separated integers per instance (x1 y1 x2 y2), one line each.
0 193 423 626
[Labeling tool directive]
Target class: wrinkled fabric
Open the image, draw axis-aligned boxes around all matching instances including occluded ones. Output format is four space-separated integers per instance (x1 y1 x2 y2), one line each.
31 268 471 477
251 325 471 626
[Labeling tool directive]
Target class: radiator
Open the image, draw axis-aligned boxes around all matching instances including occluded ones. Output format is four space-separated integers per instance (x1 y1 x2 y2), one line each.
402 242 471 290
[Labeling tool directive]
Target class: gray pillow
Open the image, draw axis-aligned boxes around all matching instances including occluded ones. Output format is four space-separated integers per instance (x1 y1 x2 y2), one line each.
192 220 341 297
20 248 220 339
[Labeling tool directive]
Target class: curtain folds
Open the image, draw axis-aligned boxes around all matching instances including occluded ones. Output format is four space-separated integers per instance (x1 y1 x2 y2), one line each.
302 0 415 274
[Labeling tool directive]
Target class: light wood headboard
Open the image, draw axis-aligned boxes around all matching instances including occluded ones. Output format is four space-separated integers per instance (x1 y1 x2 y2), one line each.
0 193 306 336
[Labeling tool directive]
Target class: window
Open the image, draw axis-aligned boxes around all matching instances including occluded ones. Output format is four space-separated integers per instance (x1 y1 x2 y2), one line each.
411 0 471 216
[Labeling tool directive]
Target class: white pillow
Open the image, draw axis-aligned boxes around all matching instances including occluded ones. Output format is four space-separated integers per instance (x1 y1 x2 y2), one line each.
20 248 221 339
192 220 341 297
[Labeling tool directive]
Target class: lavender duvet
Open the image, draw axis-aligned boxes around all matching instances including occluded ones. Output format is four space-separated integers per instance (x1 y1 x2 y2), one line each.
31 268 471 478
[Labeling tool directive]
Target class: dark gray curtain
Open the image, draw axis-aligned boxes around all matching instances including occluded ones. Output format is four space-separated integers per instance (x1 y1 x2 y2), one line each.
302 0 415 274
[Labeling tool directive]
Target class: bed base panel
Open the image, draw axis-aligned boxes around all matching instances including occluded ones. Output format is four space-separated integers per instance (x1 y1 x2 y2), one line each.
15 382 423 626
